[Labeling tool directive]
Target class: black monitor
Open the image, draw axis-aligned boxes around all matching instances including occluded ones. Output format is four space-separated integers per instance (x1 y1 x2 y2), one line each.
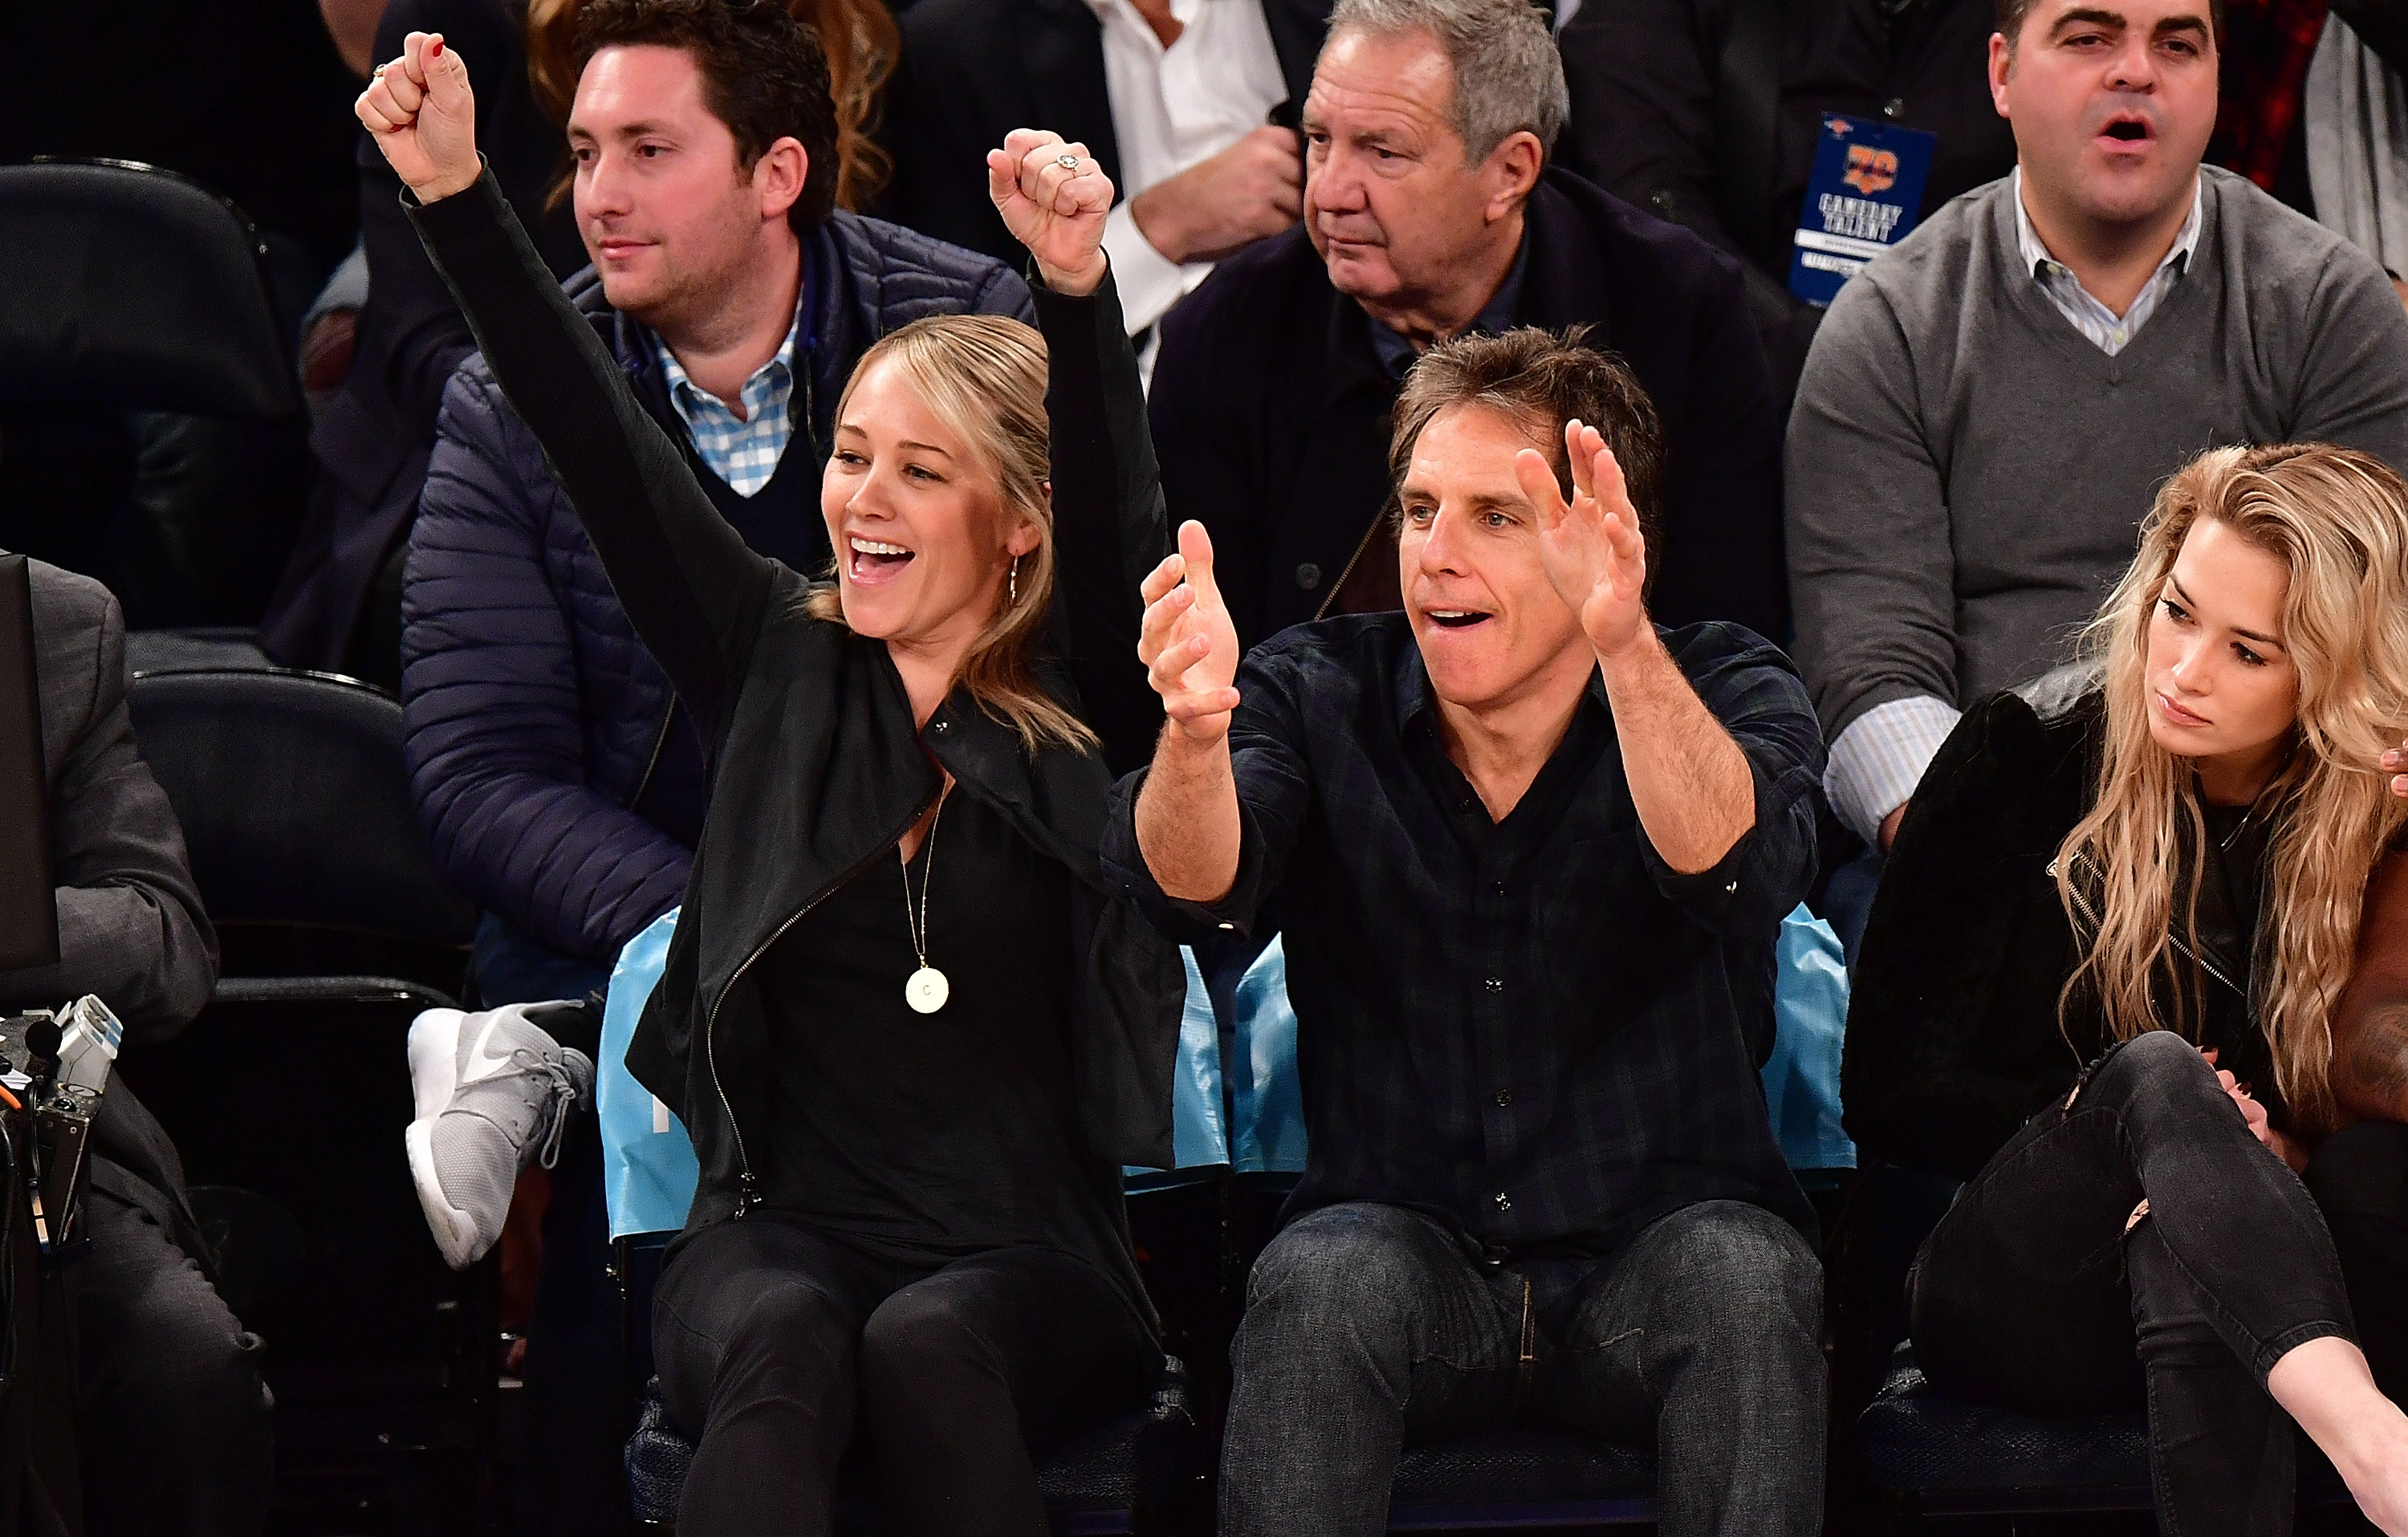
0 555 58 971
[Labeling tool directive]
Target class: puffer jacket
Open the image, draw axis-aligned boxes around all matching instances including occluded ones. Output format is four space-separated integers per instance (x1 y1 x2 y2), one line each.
400 213 1034 964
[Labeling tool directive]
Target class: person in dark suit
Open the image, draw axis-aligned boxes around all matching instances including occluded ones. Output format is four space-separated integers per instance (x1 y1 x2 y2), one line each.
0 553 273 1537
1553 0 2015 398
1146 0 1788 653
880 0 1332 353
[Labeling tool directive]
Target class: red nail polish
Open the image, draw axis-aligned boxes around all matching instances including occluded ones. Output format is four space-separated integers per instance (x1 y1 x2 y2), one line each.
429 38 443 55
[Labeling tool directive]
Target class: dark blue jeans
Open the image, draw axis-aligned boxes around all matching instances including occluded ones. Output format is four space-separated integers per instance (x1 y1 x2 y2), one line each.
1218 1198 1827 1537
1913 1031 2405 1536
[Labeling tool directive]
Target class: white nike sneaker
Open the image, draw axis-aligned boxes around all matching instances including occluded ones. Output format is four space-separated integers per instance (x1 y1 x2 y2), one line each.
405 1001 596 1270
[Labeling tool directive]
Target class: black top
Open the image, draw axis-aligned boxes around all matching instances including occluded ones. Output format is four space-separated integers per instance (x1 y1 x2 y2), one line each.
1147 168 1788 653
1845 688 2295 1181
755 787 1134 1303
1104 613 1824 1258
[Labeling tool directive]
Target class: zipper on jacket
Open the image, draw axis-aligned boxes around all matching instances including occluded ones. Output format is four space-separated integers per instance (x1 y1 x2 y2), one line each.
2048 854 2246 998
702 787 938 1218
1313 511 1391 624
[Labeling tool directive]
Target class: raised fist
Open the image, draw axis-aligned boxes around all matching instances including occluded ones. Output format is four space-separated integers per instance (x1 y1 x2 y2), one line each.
357 31 481 202
986 128 1114 299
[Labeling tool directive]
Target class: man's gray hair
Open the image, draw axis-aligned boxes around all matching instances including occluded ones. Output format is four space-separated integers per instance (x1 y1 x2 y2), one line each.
1322 0 1568 160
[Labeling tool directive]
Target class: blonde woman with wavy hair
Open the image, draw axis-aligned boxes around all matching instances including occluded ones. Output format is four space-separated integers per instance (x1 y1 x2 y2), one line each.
364 32 1184 1534
1845 444 2408 1535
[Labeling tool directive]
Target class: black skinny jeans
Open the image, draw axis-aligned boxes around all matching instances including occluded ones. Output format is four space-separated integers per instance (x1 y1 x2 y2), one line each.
653 1215 1159 1537
1912 1031 2408 1535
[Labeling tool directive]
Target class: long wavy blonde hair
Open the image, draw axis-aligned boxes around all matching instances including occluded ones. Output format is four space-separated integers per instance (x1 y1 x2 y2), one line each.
801 315 1097 757
2056 444 2408 1131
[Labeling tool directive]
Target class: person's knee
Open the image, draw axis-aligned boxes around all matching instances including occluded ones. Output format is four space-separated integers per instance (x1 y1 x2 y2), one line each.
1243 1203 1446 1344
2098 1029 2220 1104
2305 1118 2408 1219
858 1283 999 1396
87 1258 273 1456
720 1276 856 1380
1632 1202 1823 1352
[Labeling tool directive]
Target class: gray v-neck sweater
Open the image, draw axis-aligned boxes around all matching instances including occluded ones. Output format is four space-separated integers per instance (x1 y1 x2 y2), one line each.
1786 165 2408 741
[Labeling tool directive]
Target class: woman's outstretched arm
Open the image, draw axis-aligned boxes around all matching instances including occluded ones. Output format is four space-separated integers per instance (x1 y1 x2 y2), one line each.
989 132 1173 778
360 30 772 745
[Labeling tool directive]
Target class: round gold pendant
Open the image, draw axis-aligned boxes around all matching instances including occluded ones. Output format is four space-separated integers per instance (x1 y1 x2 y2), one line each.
905 966 950 1015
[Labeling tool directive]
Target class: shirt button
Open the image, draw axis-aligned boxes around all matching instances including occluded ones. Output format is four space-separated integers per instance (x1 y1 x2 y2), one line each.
1884 96 1906 119
1295 562 1322 591
1484 978 1503 994
1494 1088 1514 1108
1494 1192 1512 1211
1493 880 1508 897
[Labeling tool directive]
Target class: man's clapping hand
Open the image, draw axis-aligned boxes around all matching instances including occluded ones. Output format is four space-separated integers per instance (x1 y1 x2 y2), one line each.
1129 126 1303 266
1519 419 1651 663
986 129 1115 297
1138 521 1242 746
357 30 482 201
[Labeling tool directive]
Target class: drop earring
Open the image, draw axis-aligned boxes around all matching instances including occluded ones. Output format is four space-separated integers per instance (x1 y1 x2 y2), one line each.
1008 555 1021 606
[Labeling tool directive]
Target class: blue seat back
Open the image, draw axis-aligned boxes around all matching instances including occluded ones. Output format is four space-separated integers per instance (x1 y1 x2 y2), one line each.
597 910 1229 1239
1225 905 1855 1177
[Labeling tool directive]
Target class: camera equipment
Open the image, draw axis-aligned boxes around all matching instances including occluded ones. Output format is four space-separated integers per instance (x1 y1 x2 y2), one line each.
0 997 121 1253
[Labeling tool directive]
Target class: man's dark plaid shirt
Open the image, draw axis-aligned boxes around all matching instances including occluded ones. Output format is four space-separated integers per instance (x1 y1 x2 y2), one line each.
1104 613 1824 1256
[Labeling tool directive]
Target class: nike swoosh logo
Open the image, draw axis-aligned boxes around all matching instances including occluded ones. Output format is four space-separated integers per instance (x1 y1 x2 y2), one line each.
463 1015 519 1085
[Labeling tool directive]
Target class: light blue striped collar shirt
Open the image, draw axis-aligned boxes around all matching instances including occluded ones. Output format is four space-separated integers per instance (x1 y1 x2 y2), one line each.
2011 166 2203 357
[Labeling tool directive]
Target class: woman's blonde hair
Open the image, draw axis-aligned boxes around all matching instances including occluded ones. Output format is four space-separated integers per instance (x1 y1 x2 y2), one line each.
802 314 1097 757
527 0 897 212
2057 443 2408 1130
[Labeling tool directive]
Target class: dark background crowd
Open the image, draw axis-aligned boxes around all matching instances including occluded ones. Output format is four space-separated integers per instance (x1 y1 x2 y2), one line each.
5 0 2408 1532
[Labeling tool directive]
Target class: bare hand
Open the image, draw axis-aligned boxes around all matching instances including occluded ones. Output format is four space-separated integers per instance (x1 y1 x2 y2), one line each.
1138 521 1242 746
2217 1062 2310 1173
1519 420 1649 661
357 31 481 201
2385 738 2408 797
987 129 1114 297
1129 126 1301 266
1878 802 1908 852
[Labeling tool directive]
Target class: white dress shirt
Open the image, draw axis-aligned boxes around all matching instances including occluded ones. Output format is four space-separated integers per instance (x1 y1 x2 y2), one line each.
1088 0 1289 346
1823 170 2205 843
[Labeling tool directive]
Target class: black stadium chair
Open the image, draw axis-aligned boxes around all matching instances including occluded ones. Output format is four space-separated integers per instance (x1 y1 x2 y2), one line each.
1855 1350 2353 1521
0 158 305 640
113 666 489 1529
1388 1434 1655 1530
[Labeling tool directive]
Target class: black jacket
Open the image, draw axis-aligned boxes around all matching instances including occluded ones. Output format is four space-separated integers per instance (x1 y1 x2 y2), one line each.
877 0 1329 266
409 174 1183 1250
1148 166 1788 651
1842 685 2276 1181
1556 0 2014 297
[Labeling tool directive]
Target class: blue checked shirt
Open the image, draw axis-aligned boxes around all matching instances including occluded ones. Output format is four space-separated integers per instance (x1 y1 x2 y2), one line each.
654 298 805 497
1104 616 1823 1256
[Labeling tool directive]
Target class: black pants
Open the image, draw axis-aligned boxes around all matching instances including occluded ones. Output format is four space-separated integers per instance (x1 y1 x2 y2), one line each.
1912 1031 2408 1535
79 1181 275 1536
653 1217 1158 1537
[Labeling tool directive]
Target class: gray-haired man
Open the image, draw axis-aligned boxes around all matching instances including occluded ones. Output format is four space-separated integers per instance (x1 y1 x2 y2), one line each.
1145 0 1790 653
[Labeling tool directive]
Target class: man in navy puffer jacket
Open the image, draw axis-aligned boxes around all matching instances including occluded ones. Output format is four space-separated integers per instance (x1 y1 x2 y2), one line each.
401 0 1031 1006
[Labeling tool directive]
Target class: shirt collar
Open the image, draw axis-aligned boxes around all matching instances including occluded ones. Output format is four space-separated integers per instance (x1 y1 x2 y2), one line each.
2011 165 2202 287
653 279 808 419
1368 232 1531 382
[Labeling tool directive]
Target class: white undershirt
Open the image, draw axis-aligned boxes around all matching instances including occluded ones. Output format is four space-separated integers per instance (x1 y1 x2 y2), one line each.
1088 0 1289 352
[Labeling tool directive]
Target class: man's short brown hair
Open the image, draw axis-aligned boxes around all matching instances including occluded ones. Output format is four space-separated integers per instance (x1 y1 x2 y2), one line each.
1387 326 1666 588
573 0 842 228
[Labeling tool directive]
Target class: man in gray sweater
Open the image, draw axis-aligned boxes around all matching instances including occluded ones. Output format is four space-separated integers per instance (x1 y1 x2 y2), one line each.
1787 0 2408 854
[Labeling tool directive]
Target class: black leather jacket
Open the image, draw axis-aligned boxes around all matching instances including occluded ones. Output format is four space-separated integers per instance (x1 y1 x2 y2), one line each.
409 173 1184 1247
